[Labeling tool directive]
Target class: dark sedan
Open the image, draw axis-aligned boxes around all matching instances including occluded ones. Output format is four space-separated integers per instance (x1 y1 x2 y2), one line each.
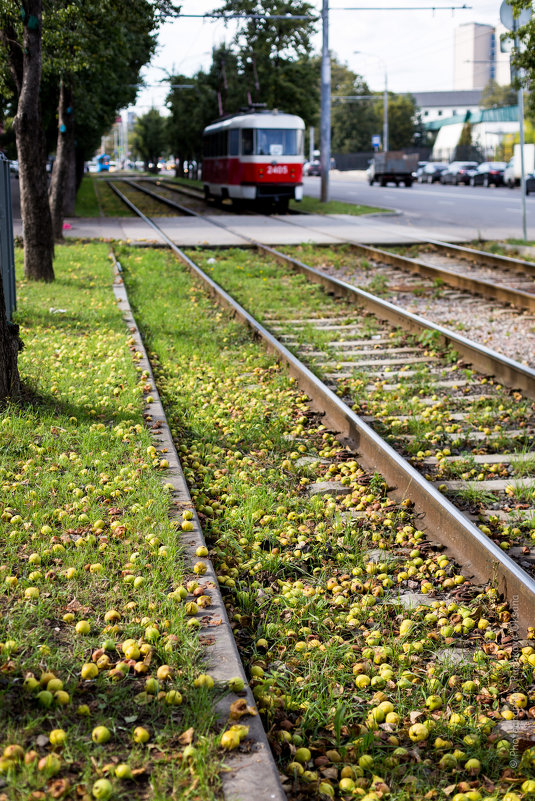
440 161 480 185
526 173 535 195
468 161 506 187
420 162 448 183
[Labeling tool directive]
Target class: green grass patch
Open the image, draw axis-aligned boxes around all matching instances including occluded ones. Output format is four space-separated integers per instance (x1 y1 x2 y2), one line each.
74 177 100 217
164 176 203 190
93 179 134 217
290 195 389 215
2 243 225 799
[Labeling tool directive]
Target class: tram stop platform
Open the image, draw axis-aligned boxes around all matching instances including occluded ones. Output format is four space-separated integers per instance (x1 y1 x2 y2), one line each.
12 212 479 247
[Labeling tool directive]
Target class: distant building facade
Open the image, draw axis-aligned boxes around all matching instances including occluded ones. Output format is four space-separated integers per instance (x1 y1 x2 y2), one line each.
412 90 482 124
453 22 510 90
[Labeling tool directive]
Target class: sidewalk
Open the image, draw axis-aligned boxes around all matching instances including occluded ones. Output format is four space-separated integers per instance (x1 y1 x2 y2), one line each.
12 212 473 247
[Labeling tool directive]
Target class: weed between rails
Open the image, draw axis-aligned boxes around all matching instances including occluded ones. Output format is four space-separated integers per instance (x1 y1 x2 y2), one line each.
120 244 535 801
1 243 225 800
189 247 535 557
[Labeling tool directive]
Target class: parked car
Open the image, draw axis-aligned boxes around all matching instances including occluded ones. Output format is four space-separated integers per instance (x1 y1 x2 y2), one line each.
440 161 479 185
9 160 19 177
420 162 448 183
305 159 321 176
413 161 429 181
468 161 506 187
525 173 535 195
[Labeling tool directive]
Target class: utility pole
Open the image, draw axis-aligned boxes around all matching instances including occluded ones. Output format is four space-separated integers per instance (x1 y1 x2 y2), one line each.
515 21 527 242
383 69 388 152
320 0 330 203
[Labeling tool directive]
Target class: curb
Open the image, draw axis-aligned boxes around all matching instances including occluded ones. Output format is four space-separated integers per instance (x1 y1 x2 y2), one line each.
109 250 286 801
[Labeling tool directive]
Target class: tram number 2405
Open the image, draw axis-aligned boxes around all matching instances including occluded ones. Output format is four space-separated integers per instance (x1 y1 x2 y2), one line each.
266 165 289 175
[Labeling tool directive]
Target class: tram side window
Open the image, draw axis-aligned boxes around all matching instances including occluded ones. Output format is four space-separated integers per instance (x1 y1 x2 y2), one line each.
229 129 239 156
242 129 254 156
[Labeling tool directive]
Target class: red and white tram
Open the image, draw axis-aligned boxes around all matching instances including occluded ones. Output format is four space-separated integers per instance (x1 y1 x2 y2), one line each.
202 108 305 212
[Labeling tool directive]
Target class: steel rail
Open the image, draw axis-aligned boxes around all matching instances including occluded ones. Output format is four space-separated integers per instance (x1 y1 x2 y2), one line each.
345 242 535 313
150 177 309 216
109 179 197 217
422 238 535 277
108 180 535 399
109 182 535 634
257 243 535 400
155 179 206 201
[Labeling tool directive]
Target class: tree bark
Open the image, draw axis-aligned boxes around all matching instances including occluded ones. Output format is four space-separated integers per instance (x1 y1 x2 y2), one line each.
0 283 20 401
49 79 75 237
13 0 55 280
63 145 77 217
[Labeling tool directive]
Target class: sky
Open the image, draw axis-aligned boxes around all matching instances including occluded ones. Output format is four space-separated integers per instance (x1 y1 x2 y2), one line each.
127 0 504 116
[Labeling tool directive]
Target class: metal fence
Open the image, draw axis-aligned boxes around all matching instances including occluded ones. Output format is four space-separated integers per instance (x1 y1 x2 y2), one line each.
0 154 16 321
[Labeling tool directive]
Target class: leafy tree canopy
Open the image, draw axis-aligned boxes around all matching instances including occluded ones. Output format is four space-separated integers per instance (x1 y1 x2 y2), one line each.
212 0 318 122
132 108 167 169
481 79 518 109
0 0 181 162
330 58 417 152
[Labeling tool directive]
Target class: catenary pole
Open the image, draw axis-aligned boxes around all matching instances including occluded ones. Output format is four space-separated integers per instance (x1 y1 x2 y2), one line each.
383 68 388 152
515 20 527 242
320 0 331 203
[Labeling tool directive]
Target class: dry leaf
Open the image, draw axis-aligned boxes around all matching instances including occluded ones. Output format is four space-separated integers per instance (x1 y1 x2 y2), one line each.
48 779 71 798
229 698 257 720
178 727 195 746
320 767 339 780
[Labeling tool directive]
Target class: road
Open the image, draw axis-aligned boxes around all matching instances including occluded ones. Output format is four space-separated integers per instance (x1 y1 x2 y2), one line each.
11 173 535 241
304 172 535 241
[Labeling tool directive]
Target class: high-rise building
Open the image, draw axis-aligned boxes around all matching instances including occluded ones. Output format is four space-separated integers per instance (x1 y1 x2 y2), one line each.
454 22 511 90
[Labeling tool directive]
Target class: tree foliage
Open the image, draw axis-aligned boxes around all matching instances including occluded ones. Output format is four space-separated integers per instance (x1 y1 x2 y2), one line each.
132 109 167 170
381 93 418 150
330 59 417 153
214 0 318 122
331 60 375 152
481 80 518 109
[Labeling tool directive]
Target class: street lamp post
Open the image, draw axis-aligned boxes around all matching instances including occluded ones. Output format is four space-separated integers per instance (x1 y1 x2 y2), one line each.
355 51 388 152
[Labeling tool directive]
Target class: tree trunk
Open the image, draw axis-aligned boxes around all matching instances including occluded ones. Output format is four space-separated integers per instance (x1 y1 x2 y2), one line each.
49 79 75 237
75 150 86 196
63 151 77 217
13 0 55 281
0 283 20 401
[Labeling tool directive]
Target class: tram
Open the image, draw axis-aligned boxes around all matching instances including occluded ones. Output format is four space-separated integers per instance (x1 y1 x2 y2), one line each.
97 154 110 173
202 108 305 212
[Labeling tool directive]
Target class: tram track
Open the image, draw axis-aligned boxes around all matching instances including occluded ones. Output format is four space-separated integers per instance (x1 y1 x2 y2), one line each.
118 177 535 316
354 241 535 312
108 183 535 635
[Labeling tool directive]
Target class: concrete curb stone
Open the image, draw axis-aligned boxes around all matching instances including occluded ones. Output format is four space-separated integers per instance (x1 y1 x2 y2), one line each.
109 250 286 801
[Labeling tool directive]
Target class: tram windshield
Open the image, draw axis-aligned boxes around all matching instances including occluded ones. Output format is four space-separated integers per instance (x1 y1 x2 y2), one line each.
242 128 303 157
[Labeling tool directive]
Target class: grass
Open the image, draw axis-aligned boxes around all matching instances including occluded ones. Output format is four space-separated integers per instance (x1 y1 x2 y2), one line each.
117 243 535 800
92 179 134 217
74 177 100 217
164 175 203 190
2 242 225 799
290 196 389 216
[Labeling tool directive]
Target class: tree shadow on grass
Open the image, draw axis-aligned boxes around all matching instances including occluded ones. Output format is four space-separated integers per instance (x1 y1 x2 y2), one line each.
15 383 140 430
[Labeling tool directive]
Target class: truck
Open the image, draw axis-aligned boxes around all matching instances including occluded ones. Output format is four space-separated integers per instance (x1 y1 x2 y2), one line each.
504 143 535 187
367 151 419 187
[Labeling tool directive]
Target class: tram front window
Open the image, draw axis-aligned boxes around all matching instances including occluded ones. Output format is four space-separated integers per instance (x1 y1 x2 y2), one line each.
255 128 302 156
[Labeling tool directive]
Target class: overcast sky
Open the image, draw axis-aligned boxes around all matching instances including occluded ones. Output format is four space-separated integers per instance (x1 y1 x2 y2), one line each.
127 0 504 115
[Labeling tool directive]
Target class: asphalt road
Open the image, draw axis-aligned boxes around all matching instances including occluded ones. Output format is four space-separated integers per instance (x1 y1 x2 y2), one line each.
11 173 535 241
304 173 535 241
